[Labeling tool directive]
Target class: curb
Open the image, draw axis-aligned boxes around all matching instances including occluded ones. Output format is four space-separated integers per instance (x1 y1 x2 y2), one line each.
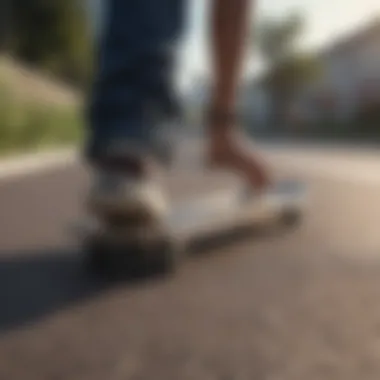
0 148 77 181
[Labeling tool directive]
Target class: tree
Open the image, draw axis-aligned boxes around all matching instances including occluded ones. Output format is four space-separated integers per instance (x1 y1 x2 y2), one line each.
257 12 303 65
0 0 12 51
255 12 321 125
11 0 92 87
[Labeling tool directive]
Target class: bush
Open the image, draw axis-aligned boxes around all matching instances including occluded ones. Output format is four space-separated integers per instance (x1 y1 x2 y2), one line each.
0 83 82 155
355 100 380 133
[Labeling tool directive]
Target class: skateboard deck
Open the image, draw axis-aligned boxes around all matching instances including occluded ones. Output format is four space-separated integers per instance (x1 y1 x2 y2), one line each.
169 178 305 240
77 179 306 276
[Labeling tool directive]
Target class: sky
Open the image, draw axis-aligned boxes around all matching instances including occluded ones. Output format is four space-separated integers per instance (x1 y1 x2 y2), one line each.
179 0 380 89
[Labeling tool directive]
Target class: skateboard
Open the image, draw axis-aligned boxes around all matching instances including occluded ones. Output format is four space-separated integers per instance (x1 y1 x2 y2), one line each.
75 179 306 277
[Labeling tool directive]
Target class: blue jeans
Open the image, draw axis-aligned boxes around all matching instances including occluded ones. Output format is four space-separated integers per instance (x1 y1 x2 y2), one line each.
86 0 185 161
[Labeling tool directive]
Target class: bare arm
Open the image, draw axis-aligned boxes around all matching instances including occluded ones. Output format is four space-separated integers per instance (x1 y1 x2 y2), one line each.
209 0 252 116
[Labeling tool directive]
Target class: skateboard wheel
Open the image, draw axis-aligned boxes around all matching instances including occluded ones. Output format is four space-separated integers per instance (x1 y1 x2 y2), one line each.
83 234 183 278
83 236 112 275
279 207 302 227
148 237 184 274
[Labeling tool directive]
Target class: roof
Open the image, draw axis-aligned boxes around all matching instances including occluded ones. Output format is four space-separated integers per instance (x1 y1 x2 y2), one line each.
320 18 380 59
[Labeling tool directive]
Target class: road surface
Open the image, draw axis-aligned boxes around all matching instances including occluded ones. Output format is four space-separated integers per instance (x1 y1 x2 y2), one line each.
1 143 380 379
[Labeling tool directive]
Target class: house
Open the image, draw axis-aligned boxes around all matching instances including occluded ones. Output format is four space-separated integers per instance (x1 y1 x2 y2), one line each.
297 18 380 124
242 18 380 128
239 81 271 129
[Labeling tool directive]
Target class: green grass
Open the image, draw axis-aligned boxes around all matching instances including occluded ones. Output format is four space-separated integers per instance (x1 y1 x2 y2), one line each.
0 83 83 156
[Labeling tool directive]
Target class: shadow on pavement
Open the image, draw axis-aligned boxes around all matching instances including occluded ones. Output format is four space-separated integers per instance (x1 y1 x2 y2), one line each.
0 248 160 333
0 223 293 333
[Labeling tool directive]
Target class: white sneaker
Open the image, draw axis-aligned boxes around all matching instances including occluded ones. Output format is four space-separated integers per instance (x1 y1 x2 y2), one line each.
87 168 168 223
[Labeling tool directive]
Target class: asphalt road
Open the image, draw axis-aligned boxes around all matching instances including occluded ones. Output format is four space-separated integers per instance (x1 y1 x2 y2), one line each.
1 143 380 379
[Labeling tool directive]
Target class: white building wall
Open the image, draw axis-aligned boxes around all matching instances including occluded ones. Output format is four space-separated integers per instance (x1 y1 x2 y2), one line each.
304 26 380 122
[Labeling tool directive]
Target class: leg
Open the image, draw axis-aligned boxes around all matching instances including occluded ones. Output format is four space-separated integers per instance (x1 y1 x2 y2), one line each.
85 0 186 220
207 0 271 191
86 0 185 163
